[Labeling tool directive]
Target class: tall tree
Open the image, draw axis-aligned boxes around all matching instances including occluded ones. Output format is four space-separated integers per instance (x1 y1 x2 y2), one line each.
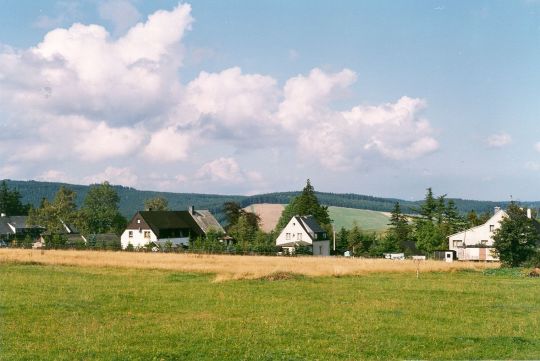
27 186 78 233
419 188 437 221
493 202 539 267
144 197 169 211
228 214 257 252
388 202 410 242
0 181 29 216
275 179 330 232
222 202 260 230
79 182 126 236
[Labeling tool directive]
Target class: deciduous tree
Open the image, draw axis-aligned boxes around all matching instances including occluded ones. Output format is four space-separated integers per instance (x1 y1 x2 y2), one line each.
79 182 126 236
493 202 540 267
144 197 169 211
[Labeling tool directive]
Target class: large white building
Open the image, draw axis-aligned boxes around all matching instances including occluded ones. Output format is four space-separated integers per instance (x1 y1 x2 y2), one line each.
448 208 507 261
276 215 330 256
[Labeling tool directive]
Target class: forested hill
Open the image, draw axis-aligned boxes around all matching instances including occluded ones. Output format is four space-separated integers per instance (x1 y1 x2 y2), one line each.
4 179 538 221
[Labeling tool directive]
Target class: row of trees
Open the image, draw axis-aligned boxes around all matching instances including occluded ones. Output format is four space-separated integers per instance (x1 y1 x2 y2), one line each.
27 182 126 237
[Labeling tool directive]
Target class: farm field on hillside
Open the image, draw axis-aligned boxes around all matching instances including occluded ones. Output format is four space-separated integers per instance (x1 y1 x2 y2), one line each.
243 204 392 233
328 206 391 232
1 261 539 360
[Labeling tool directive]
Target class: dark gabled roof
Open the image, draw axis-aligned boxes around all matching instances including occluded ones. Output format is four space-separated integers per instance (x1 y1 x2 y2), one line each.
1 216 44 235
138 211 204 237
298 215 325 234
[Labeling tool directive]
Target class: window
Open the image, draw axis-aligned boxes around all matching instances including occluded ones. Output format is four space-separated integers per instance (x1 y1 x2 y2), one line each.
144 231 151 239
128 231 133 238
453 240 462 247
489 225 494 232
297 233 302 241
286 233 291 240
481 240 488 245
137 219 141 224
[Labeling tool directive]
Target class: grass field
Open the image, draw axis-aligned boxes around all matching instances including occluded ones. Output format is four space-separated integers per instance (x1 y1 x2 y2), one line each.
328 206 390 233
1 251 539 360
244 204 391 233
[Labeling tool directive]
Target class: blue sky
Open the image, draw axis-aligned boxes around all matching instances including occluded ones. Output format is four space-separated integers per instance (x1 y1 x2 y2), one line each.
0 1 539 201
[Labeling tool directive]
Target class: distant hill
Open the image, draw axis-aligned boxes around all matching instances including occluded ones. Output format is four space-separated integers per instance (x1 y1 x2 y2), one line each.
4 179 539 225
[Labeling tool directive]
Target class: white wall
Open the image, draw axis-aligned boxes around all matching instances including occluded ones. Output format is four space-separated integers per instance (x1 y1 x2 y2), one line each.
448 210 506 261
121 228 157 249
276 217 313 247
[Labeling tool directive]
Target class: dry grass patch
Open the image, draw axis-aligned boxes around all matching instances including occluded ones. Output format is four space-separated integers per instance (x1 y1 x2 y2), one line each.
0 249 498 280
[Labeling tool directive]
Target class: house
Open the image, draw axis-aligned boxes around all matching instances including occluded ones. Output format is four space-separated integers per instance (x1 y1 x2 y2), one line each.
276 215 330 256
120 206 225 249
0 213 44 243
40 220 87 248
448 207 507 261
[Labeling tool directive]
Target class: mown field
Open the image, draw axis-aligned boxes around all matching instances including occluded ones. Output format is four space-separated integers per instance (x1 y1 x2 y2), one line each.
1 252 539 360
328 206 390 233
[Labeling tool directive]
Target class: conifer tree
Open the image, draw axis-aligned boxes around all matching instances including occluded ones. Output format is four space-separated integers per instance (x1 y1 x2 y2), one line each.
275 179 330 232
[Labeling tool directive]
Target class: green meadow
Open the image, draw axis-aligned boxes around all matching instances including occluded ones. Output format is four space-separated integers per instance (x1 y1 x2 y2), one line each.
328 206 390 233
1 263 539 360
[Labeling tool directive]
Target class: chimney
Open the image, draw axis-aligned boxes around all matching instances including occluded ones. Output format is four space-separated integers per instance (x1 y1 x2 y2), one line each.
494 206 500 214
189 205 195 215
527 208 532 219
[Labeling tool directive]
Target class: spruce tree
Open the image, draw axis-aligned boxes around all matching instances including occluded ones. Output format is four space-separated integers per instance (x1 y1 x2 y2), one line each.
275 179 330 232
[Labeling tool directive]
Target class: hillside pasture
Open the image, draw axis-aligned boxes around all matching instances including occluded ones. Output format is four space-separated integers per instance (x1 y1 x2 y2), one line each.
328 206 391 232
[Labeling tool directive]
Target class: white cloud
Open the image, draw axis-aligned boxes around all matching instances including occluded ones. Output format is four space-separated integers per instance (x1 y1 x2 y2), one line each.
83 166 138 186
73 121 145 161
486 132 512 148
525 161 540 171
98 0 141 35
186 67 279 134
278 68 357 130
196 157 244 183
534 142 540 152
195 157 262 185
37 170 72 183
1 3 193 126
0 2 441 192
143 127 192 162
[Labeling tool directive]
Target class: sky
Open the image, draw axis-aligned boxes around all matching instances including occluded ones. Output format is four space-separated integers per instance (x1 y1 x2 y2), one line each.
0 1 539 200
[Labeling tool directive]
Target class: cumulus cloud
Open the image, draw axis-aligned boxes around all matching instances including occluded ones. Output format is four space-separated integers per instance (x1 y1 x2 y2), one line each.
37 170 72 183
143 127 192 162
98 0 141 35
83 166 138 187
0 2 440 192
486 132 512 148
525 161 540 171
196 157 262 184
1 3 192 126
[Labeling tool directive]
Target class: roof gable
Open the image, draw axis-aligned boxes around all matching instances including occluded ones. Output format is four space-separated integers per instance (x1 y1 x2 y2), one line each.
448 209 507 238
